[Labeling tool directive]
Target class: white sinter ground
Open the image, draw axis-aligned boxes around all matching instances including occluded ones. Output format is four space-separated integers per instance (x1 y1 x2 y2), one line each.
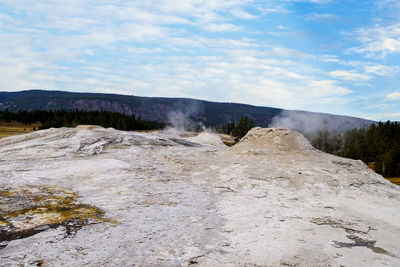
0 126 399 266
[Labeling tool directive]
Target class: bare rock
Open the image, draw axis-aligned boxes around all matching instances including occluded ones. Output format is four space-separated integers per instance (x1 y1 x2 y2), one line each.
0 127 399 266
227 127 315 155
187 132 226 147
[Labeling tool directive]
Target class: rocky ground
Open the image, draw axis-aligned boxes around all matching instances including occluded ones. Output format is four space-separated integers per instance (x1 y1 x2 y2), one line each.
0 126 399 266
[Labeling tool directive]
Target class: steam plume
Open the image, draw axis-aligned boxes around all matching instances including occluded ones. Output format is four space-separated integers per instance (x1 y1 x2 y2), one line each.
166 100 205 131
270 110 373 136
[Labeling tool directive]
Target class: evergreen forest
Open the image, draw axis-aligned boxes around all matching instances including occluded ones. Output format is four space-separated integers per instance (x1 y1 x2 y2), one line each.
214 116 255 140
0 109 165 131
310 121 400 178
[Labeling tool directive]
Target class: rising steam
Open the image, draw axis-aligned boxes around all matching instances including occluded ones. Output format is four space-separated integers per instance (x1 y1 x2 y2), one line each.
166 100 205 131
270 110 373 136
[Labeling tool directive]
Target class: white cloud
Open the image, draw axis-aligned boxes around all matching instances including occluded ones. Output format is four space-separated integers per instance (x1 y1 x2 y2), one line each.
285 0 331 3
231 8 258 19
308 0 331 3
329 70 372 81
126 47 164 54
307 80 352 96
305 13 338 21
366 103 388 109
255 2 289 14
385 112 400 118
377 0 400 12
348 23 400 58
363 64 398 76
385 92 400 101
85 49 95 56
0 0 385 117
272 47 311 58
321 56 400 78
0 0 250 33
320 54 339 62
368 111 400 121
202 23 243 32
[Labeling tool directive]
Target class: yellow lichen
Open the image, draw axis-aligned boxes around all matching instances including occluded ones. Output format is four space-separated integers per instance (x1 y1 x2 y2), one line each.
0 186 111 243
0 190 15 197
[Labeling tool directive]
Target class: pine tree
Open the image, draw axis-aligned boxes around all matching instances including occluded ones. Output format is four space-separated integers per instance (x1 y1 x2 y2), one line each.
232 116 255 140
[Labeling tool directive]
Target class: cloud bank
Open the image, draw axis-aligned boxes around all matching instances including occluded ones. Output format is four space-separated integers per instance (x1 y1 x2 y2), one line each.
0 0 399 120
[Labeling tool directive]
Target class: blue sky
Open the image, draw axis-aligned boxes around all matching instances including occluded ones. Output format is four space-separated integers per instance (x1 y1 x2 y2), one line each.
0 0 399 121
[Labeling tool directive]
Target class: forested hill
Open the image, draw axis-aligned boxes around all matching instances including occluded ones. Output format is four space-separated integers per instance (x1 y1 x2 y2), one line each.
312 121 400 178
0 90 373 130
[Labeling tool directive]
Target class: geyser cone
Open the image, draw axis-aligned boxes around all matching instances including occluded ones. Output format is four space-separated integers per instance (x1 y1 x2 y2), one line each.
227 127 315 155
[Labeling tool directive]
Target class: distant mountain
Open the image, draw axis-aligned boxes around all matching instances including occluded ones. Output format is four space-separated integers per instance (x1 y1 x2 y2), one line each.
0 90 373 132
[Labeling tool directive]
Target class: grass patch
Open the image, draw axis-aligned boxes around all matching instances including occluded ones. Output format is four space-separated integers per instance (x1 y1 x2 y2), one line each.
0 121 40 139
386 178 400 186
367 162 400 186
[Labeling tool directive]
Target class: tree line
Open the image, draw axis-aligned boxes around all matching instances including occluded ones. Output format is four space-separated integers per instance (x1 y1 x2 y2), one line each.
214 116 255 141
0 109 165 131
310 121 400 177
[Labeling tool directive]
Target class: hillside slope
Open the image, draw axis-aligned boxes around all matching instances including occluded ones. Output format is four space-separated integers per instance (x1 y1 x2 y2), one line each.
0 90 373 131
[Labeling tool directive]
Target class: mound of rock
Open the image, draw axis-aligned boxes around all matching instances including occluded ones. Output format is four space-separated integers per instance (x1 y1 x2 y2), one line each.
188 132 226 147
227 127 314 155
75 125 104 130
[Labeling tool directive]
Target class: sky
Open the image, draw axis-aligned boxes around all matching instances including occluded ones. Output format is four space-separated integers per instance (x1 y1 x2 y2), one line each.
0 0 399 121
